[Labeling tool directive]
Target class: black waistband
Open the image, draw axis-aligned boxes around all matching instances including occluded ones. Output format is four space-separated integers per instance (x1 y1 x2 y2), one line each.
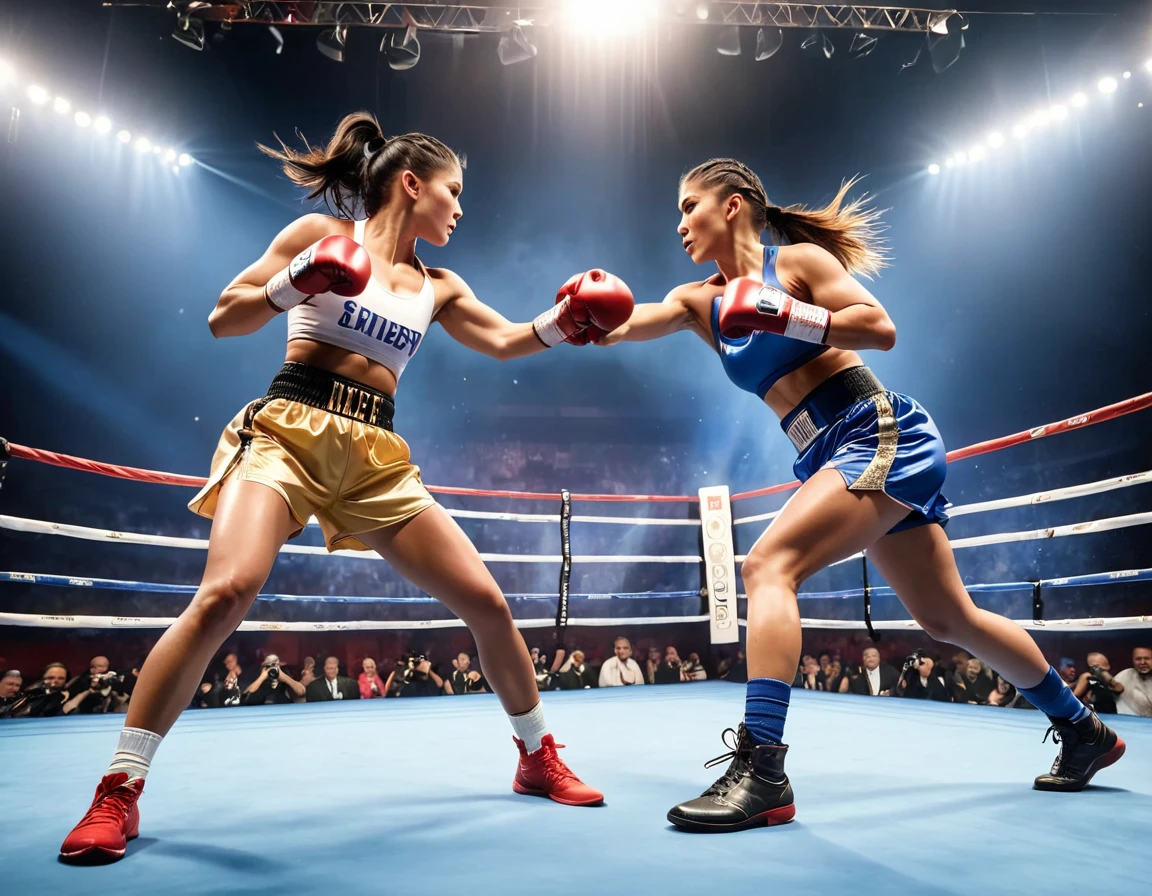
781 366 884 451
264 362 395 430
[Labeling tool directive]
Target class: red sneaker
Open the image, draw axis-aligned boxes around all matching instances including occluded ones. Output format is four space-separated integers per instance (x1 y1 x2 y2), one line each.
59 772 144 864
513 734 604 806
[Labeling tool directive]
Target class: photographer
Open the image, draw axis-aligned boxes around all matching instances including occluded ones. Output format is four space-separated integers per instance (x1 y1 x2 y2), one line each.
245 654 306 705
63 656 130 715
0 670 24 717
398 656 444 698
305 656 360 702
7 663 70 718
446 652 488 695
1072 652 1122 715
896 651 951 702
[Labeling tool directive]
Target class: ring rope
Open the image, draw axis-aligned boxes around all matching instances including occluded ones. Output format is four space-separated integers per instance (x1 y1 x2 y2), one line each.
4 390 1148 504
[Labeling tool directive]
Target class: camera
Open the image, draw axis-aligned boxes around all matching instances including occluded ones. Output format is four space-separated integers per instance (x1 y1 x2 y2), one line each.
402 654 427 685
903 649 928 672
263 657 281 682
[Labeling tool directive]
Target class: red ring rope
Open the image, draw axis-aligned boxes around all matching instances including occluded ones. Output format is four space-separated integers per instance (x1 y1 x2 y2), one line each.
4 390 1149 504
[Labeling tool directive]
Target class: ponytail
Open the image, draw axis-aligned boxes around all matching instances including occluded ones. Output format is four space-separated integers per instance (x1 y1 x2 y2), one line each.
260 111 463 218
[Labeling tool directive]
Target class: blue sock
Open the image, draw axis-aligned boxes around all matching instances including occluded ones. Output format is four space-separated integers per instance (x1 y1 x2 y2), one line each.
1018 666 1089 722
745 678 791 745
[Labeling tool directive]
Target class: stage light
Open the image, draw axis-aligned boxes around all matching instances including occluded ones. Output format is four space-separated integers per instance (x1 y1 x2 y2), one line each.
382 26 420 70
94 115 111 134
317 27 346 63
171 165 180 175
755 28 784 61
53 96 70 114
135 136 151 153
1097 76 1118 94
986 131 1005 148
564 0 656 35
0 60 14 85
968 144 986 161
928 163 941 175
1012 123 1028 140
117 129 131 143
695 3 709 19
1145 59 1152 74
1122 71 1131 79
1050 103 1068 121
954 150 968 165
944 156 955 168
178 152 193 166
498 24 537 65
27 85 49 105
716 26 741 57
74 111 91 128
164 148 177 162
173 15 206 52
1070 92 1088 108
1029 108 1051 128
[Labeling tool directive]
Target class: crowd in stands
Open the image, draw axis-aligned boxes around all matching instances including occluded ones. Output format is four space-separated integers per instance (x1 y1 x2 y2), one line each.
4 639 1150 721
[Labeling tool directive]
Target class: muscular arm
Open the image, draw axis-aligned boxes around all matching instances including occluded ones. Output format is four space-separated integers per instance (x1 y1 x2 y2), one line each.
785 244 896 352
1072 673 1091 699
278 671 306 698
597 285 705 345
209 214 334 339
434 270 550 361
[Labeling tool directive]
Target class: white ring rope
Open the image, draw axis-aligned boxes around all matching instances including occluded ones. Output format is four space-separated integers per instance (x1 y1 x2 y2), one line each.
732 469 1152 526
746 616 1152 633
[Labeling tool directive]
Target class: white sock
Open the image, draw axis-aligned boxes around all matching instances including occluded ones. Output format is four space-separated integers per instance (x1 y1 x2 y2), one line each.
107 727 163 781
509 702 548 753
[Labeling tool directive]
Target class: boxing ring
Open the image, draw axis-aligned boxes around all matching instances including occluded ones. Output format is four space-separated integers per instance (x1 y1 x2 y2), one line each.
0 391 1150 893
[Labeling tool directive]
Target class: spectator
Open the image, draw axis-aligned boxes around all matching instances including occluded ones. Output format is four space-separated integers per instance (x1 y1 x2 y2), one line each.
530 647 553 691
954 658 994 705
645 647 663 684
358 658 388 699
681 652 708 682
1073 652 1121 714
0 670 23 716
896 653 951 702
219 652 254 707
721 649 748 683
299 656 318 690
1058 658 1078 685
795 655 825 691
63 656 129 715
988 674 1033 709
12 663 70 718
598 637 646 687
245 654 306 705
654 646 683 684
399 657 445 698
845 647 898 696
191 679 219 710
822 658 845 693
306 656 360 702
446 652 487 695
557 650 596 690
1114 646 1152 717
941 649 972 688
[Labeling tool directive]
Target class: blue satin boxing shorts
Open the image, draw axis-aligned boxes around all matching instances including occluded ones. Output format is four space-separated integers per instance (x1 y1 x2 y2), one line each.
780 366 950 534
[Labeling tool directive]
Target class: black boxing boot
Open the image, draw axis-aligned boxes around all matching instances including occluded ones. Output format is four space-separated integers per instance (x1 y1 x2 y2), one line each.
667 723 796 833
1033 711 1126 792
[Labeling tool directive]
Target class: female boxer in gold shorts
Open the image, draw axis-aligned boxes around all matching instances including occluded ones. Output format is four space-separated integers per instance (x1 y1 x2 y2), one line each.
60 111 634 864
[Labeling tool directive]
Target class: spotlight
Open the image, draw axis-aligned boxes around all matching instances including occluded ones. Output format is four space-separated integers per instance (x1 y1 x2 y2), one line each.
152 144 163 155
1012 123 1028 140
135 136 151 153
717 26 741 57
564 0 655 35
53 96 71 114
954 150 968 165
945 156 955 169
800 31 834 60
1070 92 1088 108
27 85 49 105
1029 108 1051 128
968 144 986 161
498 24 537 65
695 3 709 19
178 152 193 166
173 15 206 52
1050 103 1068 121
317 27 347 63
164 148 177 162
755 28 783 61
927 12 966 73
1146 59 1152 74
986 131 1005 148
0 60 14 85
117 129 132 143
94 115 112 134
928 163 941 175
171 165 180 175
1097 76 1118 94
74 111 91 128
1123 71 1131 79
849 32 879 59
383 25 420 71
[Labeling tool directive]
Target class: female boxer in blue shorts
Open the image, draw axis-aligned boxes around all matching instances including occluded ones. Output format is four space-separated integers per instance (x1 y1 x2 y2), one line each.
599 158 1124 831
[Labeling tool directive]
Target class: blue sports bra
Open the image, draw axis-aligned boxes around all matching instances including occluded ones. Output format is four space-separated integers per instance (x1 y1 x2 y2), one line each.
710 245 829 399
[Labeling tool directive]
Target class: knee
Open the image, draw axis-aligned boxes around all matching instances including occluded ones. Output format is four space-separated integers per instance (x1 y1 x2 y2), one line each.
191 575 261 629
462 588 514 631
917 607 976 644
740 549 803 596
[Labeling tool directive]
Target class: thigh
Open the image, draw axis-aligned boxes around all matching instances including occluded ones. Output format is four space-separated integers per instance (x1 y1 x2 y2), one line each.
355 504 507 621
748 468 911 583
867 523 974 620
200 477 300 594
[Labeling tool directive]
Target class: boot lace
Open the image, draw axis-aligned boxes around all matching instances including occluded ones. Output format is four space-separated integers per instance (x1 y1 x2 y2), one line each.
702 727 751 796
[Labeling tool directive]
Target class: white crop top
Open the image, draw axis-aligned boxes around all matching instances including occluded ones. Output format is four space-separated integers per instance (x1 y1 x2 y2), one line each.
287 219 436 380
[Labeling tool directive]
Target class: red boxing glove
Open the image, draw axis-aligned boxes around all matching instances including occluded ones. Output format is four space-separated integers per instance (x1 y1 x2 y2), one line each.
718 276 830 344
533 269 635 347
264 235 372 312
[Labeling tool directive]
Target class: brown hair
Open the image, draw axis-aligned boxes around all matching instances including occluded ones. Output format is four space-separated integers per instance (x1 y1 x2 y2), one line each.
259 110 464 218
681 158 889 278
